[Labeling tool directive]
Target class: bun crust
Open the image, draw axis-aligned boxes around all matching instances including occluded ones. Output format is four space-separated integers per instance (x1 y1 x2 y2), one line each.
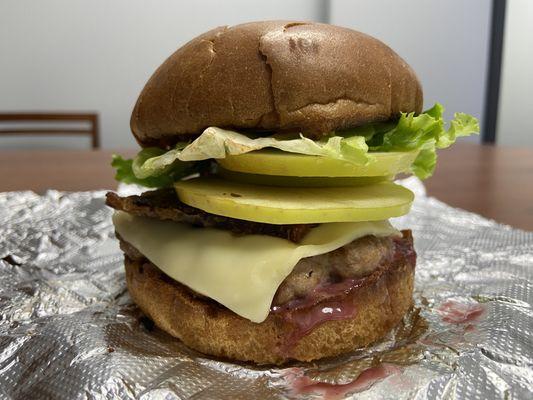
125 255 414 365
131 21 423 147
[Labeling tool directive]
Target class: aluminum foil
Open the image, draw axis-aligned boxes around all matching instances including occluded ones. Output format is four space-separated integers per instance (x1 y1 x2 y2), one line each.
0 177 532 399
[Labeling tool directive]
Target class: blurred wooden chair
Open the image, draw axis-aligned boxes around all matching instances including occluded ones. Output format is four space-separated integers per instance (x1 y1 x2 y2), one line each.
0 113 100 149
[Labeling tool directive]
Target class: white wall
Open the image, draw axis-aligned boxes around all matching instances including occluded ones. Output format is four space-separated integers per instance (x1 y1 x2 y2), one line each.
497 0 533 146
1 0 491 149
0 0 323 149
330 0 491 140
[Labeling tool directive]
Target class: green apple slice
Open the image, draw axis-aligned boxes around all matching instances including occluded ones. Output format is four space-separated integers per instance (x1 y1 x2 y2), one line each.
216 149 419 177
174 178 414 224
216 167 392 187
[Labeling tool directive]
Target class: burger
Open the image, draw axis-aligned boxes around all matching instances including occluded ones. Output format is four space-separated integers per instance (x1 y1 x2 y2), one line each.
107 21 478 364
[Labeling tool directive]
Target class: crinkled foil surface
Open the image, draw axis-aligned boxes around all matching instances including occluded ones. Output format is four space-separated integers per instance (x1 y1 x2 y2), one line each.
0 178 532 399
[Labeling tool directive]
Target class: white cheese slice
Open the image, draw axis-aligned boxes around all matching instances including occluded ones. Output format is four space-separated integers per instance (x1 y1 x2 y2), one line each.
112 211 399 323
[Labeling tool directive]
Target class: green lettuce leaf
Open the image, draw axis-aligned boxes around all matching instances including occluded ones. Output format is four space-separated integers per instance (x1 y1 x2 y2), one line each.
437 112 480 149
112 103 479 187
178 127 371 164
370 103 479 178
112 147 201 188
111 155 174 188
410 146 437 180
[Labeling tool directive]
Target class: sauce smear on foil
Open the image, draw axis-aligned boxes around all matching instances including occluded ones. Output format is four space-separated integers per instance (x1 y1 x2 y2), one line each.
438 300 485 324
290 364 401 399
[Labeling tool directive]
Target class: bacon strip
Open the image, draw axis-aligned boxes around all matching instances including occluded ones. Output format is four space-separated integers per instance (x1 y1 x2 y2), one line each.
106 189 315 243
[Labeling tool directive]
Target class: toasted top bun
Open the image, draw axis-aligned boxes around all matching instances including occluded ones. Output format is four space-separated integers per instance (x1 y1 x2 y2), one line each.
131 21 423 147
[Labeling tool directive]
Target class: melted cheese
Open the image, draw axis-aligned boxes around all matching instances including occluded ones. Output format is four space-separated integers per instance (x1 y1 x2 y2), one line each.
113 211 399 323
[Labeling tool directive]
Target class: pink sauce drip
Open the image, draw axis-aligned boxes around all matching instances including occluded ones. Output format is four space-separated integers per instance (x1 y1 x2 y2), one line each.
438 300 485 324
290 363 401 400
272 278 363 314
280 298 358 353
392 231 416 267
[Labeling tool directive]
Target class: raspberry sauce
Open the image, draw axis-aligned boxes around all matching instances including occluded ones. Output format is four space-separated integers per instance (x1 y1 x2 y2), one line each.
289 364 401 399
438 300 485 324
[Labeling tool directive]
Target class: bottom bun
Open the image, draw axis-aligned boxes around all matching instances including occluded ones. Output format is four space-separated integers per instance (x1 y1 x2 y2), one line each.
125 253 414 365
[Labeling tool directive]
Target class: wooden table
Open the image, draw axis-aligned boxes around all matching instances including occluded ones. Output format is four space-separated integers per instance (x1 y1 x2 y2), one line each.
1 143 532 230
